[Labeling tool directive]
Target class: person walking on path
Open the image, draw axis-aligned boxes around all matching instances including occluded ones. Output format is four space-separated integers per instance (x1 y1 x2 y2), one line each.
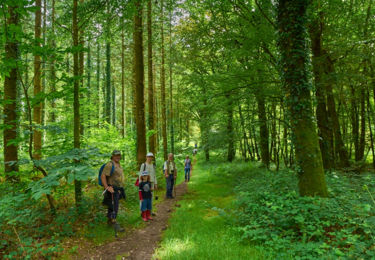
164 153 177 199
138 171 153 222
138 152 157 216
101 150 126 232
184 156 192 182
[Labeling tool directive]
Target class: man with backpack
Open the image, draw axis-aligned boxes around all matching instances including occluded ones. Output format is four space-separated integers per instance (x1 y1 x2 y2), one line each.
99 150 125 232
164 153 177 199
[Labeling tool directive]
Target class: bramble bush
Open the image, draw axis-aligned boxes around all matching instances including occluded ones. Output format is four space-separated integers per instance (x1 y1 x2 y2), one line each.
233 165 375 259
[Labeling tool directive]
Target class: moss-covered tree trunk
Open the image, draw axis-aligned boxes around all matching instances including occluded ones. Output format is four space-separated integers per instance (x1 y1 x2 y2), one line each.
277 0 328 197
3 3 20 180
133 0 146 166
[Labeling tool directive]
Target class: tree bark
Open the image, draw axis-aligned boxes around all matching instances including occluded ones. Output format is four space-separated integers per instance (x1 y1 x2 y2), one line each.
73 0 82 206
3 3 20 180
277 0 328 197
226 92 235 162
133 0 146 166
121 17 126 138
257 94 269 167
147 0 155 153
309 17 334 169
160 0 168 160
33 0 42 160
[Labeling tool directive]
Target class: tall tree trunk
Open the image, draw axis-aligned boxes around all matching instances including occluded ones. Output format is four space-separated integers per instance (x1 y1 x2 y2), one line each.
121 17 126 138
239 104 250 161
79 0 84 135
105 3 111 124
133 0 146 166
324 54 350 167
309 17 334 169
226 92 235 162
73 0 82 206
41 0 47 133
169 4 175 154
256 94 269 167
33 0 42 160
87 40 91 130
160 0 168 160
3 3 20 180
50 0 56 123
96 41 101 124
147 0 155 153
277 0 328 197
359 88 366 160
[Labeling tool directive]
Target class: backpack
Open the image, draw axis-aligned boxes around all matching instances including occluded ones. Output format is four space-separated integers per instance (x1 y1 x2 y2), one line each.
98 162 115 186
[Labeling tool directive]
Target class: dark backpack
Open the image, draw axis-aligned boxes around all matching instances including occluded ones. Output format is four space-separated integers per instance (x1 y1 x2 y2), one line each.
98 162 115 186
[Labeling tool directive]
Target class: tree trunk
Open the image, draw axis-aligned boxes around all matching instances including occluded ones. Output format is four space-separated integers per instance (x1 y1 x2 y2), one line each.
358 88 366 160
309 17 334 169
257 94 269 167
324 54 350 167
73 0 82 206
33 0 42 160
226 92 235 162
121 17 126 138
133 0 146 166
147 0 155 153
3 3 20 180
105 3 111 124
169 7 175 154
277 0 328 197
50 0 56 123
96 41 101 124
160 0 168 160
79 0 84 135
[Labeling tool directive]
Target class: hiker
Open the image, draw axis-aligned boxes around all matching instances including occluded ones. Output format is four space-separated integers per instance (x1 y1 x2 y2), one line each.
138 171 153 221
139 152 157 215
184 155 192 182
164 153 177 199
193 148 198 156
101 150 126 232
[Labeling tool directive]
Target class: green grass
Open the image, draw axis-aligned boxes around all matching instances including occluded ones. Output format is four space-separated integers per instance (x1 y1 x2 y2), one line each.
152 158 265 260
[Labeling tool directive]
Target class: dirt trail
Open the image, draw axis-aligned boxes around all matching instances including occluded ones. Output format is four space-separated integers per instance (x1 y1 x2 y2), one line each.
78 181 188 260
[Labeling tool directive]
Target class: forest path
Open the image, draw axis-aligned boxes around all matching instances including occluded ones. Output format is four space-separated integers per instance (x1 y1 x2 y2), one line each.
78 164 193 260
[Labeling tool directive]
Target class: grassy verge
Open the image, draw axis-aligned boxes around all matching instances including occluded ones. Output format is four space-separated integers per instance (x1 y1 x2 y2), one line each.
153 158 265 260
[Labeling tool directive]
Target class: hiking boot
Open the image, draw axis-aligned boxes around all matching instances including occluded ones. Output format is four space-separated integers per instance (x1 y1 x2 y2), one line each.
107 218 114 226
113 222 125 232
142 211 148 222
146 210 153 220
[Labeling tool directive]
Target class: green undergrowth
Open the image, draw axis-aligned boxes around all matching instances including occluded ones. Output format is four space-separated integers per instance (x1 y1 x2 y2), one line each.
234 166 375 259
152 158 265 260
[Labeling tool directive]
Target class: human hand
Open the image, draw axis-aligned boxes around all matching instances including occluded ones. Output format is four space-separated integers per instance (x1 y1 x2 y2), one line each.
154 184 158 190
107 186 114 193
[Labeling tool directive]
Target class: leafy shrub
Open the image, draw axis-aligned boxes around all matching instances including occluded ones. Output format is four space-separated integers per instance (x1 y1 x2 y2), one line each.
233 166 375 259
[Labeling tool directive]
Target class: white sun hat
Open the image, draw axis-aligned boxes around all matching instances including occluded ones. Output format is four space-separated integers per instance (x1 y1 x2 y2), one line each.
146 152 154 157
